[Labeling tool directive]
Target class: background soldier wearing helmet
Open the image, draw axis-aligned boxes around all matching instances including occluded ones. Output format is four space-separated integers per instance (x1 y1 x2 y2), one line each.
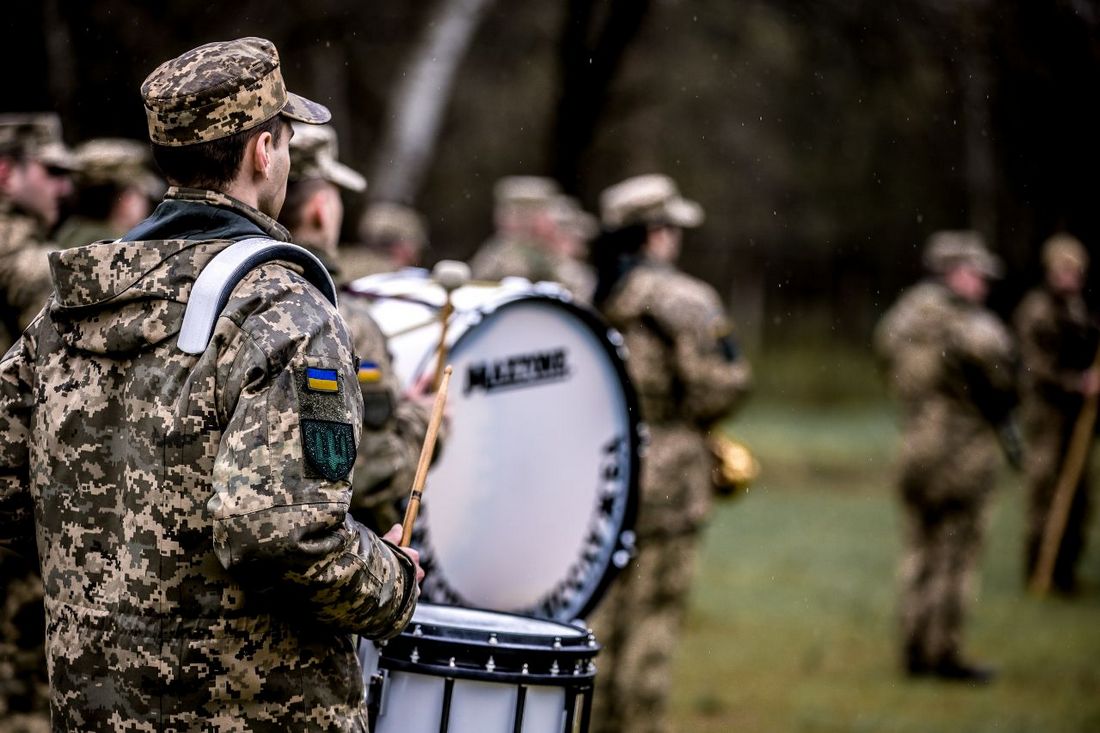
0 38 422 730
1013 233 1099 595
0 114 75 355
54 138 162 249
874 230 1017 683
280 122 441 533
586 174 752 733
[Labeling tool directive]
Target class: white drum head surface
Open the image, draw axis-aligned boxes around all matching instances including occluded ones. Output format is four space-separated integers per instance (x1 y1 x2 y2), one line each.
351 275 639 621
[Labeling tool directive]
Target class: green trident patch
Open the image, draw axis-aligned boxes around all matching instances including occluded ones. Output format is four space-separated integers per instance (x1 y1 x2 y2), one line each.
301 419 356 481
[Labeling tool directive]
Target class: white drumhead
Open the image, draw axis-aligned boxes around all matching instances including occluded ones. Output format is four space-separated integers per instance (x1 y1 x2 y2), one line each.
412 603 586 638
349 273 639 621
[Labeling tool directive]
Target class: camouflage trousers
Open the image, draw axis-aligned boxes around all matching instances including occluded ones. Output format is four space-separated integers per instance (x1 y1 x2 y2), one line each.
1021 403 1092 593
0 554 48 729
898 497 989 669
587 530 700 733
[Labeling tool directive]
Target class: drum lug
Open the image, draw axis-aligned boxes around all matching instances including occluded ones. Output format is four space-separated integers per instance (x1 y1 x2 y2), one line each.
550 660 560 675
410 646 420 664
486 656 496 672
489 633 499 645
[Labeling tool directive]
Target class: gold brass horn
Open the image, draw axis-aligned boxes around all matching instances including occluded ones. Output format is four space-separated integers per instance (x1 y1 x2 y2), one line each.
708 433 760 498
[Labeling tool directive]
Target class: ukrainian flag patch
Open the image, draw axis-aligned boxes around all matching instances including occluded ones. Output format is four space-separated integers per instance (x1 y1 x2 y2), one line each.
306 367 340 393
358 361 382 384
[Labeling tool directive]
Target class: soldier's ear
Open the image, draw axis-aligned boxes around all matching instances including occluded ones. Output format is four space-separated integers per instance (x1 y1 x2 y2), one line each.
251 130 275 181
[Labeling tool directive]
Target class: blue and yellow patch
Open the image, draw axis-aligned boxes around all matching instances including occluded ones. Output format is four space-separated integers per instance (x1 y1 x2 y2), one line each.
357 361 382 384
305 367 340 393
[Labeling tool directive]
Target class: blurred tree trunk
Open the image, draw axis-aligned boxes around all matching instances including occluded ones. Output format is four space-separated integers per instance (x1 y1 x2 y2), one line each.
549 0 653 192
369 0 495 204
959 1 996 242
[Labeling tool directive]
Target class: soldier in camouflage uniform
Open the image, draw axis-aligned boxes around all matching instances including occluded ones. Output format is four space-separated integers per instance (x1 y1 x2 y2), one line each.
0 114 76 354
587 174 751 733
54 138 162 249
280 122 438 533
341 202 430 282
0 114 77 732
1013 233 1099 594
0 38 423 731
874 231 1017 683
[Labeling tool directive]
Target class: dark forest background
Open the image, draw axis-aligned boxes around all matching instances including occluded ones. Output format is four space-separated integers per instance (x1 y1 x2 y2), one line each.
4 0 1099 351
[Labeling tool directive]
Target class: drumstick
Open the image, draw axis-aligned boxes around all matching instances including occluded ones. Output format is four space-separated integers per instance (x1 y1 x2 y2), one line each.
431 261 471 391
400 365 453 547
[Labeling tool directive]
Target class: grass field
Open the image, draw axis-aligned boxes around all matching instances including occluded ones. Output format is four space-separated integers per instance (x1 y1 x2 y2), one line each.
666 391 1100 732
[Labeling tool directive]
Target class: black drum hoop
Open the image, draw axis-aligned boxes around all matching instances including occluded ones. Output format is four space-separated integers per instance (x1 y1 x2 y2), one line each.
410 291 641 622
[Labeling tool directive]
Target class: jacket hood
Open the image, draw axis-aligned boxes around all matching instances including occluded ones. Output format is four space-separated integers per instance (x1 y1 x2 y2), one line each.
43 188 288 356
47 239 229 355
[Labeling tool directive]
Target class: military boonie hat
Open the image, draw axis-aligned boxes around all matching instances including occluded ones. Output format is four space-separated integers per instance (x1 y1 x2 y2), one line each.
141 37 330 147
73 138 163 197
599 174 704 230
494 176 560 209
288 122 366 192
0 113 78 170
359 202 428 248
1041 233 1088 273
923 230 1003 278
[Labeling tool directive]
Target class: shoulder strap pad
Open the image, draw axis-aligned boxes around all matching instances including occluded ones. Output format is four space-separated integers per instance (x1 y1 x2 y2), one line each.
177 237 338 354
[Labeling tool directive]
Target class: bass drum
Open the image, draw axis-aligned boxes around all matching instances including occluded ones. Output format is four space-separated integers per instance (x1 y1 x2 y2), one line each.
347 271 640 622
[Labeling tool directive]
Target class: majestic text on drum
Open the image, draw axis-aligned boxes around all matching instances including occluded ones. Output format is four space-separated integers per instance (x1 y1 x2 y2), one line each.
464 348 571 395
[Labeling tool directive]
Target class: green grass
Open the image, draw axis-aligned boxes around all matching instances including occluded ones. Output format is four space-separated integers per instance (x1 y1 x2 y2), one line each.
668 396 1100 732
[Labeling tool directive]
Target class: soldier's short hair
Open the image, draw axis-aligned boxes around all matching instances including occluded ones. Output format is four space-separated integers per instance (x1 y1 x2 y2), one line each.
151 115 284 191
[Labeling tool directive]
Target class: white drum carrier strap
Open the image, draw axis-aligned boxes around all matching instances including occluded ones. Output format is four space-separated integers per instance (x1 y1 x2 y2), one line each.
177 237 338 354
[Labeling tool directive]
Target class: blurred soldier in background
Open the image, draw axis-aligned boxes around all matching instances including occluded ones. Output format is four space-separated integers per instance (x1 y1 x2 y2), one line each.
0 113 76 732
280 122 439 532
0 114 75 354
470 175 558 276
1014 233 1099 595
54 138 162 249
548 194 597 303
587 174 752 733
0 38 422 730
874 231 1017 683
341 201 430 282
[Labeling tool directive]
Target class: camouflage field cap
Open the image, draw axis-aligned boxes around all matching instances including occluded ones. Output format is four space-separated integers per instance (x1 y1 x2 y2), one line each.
73 138 163 197
599 174 704 230
288 122 366 192
141 37 331 147
923 230 1003 278
0 112 78 170
359 201 428 247
1041 233 1088 273
494 176 560 209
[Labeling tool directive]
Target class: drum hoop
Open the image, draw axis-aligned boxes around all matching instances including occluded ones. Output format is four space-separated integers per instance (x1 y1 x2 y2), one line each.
419 293 642 621
376 657 598 687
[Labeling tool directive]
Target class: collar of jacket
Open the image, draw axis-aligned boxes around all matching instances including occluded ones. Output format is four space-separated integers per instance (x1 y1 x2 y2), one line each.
120 186 290 244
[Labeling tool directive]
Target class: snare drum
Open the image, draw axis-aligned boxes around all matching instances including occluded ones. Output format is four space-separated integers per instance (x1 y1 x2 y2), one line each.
365 603 599 733
347 272 641 622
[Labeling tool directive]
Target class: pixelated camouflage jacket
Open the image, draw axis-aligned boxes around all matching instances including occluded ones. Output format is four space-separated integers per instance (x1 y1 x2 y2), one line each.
601 261 752 534
299 243 435 534
874 281 1017 503
1014 285 1098 409
0 188 417 731
0 200 55 355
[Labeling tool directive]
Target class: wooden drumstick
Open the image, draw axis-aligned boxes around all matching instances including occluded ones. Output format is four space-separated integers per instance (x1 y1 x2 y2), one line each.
431 261 471 392
400 365 453 547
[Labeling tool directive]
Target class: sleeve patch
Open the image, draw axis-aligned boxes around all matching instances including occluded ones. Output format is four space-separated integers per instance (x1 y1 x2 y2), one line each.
301 418 357 481
306 367 341 393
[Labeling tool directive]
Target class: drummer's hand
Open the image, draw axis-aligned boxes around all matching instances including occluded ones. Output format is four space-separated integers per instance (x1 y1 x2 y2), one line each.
383 523 425 583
